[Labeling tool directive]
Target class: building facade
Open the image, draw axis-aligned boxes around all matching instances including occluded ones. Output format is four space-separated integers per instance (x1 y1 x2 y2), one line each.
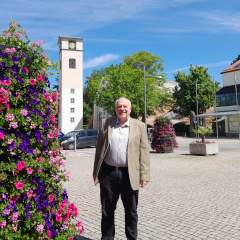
198 60 240 137
58 37 83 134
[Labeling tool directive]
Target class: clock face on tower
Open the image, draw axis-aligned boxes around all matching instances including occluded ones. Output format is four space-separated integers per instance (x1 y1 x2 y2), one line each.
69 41 76 50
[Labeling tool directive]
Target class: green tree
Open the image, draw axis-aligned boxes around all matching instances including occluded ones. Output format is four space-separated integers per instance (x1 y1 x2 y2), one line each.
172 64 220 117
83 86 94 127
231 54 240 65
86 51 171 120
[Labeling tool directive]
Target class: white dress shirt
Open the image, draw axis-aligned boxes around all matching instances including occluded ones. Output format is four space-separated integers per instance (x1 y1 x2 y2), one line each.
104 118 130 167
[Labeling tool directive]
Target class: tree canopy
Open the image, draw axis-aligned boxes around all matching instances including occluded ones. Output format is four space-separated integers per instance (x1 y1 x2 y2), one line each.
86 51 171 120
231 54 240 65
172 64 220 117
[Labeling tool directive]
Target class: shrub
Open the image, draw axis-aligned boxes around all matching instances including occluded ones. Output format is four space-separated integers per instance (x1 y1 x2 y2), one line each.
151 116 178 153
0 20 83 239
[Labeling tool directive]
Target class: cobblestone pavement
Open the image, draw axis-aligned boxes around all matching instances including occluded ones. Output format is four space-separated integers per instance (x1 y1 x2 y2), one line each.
63 137 240 240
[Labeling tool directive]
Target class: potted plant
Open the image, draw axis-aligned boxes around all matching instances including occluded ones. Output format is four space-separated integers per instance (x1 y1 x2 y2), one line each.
151 116 178 153
189 126 219 156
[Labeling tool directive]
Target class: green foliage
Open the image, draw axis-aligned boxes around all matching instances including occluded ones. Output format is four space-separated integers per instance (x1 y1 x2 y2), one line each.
173 123 190 136
193 126 213 143
231 54 240 65
172 64 220 117
86 51 172 119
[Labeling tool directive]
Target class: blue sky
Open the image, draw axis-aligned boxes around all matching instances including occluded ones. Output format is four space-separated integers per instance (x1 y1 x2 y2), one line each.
1 0 239 87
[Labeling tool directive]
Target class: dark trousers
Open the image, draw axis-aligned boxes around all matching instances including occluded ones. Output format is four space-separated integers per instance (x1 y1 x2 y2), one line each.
99 162 139 240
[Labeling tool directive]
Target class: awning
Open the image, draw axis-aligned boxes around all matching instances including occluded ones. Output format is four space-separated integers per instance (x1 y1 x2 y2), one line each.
197 111 239 117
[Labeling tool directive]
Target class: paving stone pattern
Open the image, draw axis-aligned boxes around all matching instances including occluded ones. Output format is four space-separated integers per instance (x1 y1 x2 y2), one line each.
63 137 240 240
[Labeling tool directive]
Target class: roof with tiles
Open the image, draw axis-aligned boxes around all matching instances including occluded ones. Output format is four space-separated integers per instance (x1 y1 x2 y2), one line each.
221 60 240 74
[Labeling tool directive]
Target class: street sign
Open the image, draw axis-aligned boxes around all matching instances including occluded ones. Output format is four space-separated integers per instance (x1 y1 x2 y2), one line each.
193 117 197 123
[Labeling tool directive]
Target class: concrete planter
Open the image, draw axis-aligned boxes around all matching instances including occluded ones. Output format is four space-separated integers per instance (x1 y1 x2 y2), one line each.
189 143 219 156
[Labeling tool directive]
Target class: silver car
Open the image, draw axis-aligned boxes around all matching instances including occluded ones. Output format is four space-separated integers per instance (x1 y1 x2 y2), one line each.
62 129 98 150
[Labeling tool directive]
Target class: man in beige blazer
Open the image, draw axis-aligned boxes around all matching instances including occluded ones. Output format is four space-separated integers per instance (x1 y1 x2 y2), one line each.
93 97 150 240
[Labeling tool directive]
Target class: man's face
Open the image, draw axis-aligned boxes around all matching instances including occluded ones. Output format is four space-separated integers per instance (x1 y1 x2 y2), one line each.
115 98 132 121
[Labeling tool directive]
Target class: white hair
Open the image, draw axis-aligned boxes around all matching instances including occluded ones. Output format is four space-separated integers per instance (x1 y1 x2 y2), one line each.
115 97 131 107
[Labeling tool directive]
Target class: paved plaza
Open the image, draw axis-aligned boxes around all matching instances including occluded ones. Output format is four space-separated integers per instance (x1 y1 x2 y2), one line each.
63 137 240 240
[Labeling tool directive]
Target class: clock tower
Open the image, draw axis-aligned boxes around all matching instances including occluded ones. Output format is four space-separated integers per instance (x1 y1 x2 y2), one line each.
58 36 83 134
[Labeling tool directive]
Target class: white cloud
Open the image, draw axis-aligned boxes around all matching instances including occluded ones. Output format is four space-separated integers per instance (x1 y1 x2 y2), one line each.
83 54 120 69
167 60 231 74
189 11 240 33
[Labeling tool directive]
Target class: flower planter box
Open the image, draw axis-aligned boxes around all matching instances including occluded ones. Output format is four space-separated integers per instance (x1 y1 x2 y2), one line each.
189 143 219 156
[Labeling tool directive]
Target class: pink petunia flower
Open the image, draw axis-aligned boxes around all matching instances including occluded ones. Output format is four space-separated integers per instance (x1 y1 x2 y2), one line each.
42 52 47 58
5 80 11 86
56 215 62 221
15 32 22 38
15 181 24 189
26 117 31 122
17 161 26 171
20 109 28 116
16 92 20 98
30 79 36 85
6 32 11 37
23 67 28 73
6 113 15 121
0 132 4 140
27 168 33 174
65 171 71 180
51 115 55 123
27 190 33 198
37 224 44 232
37 40 45 45
37 75 43 82
77 221 82 228
9 122 18 129
48 132 54 139
47 230 51 237
49 194 54 202
69 237 73 240
59 203 65 209
37 157 43 162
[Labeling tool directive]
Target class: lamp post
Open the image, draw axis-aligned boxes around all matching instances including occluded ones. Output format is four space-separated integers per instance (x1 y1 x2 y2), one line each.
143 65 162 128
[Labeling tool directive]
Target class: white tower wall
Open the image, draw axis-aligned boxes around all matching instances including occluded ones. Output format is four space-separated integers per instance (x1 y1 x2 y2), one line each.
58 37 83 134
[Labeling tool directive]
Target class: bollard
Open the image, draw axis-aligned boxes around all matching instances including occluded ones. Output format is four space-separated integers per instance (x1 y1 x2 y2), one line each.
74 135 76 152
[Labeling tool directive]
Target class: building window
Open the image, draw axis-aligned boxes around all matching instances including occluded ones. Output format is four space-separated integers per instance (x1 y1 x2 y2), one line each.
70 98 75 103
70 108 75 113
69 58 76 69
70 117 75 123
70 89 75 94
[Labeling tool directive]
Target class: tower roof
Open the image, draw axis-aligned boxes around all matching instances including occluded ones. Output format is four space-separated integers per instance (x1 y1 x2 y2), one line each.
58 36 83 44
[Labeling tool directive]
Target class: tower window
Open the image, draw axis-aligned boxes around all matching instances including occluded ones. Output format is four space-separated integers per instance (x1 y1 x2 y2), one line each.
69 58 76 69
70 108 75 113
70 117 75 123
70 98 75 103
70 89 75 94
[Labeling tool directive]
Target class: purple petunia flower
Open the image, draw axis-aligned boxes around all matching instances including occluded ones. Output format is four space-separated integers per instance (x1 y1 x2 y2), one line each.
29 99 37 105
8 141 16 149
12 56 19 63
20 53 27 58
42 122 48 129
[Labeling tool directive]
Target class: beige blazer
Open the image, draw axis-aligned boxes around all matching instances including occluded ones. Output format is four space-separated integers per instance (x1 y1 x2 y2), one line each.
93 116 150 191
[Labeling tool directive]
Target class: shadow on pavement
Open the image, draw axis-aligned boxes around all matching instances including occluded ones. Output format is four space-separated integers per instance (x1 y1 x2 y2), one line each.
74 235 92 240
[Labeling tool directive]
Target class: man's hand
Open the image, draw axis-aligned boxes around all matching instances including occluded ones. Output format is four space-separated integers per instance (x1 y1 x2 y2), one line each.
140 180 148 188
